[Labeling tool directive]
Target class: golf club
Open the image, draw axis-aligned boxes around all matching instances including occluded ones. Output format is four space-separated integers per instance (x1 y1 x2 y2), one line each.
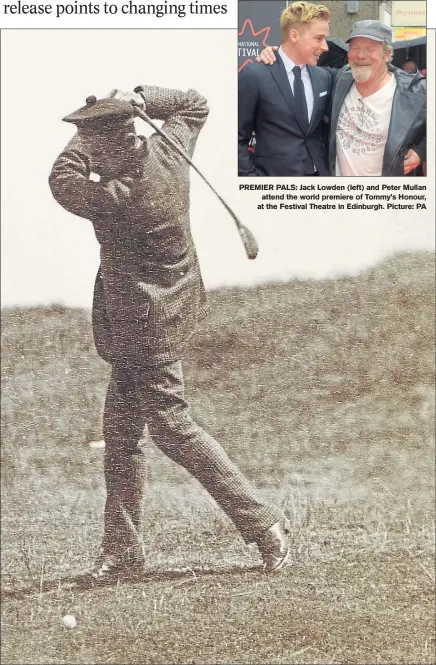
132 100 259 260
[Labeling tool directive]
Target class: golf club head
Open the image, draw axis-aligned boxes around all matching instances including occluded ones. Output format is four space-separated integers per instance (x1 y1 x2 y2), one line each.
239 225 259 260
135 105 258 260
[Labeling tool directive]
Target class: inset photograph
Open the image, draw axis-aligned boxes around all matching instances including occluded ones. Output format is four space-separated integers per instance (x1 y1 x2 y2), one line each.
238 0 427 177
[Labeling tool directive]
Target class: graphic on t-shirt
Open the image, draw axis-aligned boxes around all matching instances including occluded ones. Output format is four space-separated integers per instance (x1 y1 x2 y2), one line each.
337 103 384 155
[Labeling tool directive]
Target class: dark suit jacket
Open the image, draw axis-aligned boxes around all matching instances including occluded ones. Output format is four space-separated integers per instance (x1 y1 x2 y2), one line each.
49 86 209 366
238 55 332 177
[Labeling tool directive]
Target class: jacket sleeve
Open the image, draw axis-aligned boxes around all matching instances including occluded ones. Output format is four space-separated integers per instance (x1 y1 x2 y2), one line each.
411 78 426 165
412 135 426 164
48 135 135 223
238 65 260 177
323 66 341 81
133 85 209 159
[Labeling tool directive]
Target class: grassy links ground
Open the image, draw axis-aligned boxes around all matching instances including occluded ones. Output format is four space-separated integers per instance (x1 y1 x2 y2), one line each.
1 252 435 664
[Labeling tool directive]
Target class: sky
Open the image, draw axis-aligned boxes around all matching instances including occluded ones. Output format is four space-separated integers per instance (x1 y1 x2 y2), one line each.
1 29 434 309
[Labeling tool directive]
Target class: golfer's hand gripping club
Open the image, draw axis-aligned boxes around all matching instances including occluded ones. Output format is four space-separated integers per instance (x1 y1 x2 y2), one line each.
132 97 259 260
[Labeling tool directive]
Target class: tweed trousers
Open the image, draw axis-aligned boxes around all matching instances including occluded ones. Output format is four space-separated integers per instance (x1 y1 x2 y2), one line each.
101 360 282 557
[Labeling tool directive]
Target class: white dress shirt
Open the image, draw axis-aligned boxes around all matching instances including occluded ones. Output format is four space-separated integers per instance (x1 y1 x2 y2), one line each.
278 46 314 123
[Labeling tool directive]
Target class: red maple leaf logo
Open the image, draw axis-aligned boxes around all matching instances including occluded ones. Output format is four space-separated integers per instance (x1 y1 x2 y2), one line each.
238 18 271 72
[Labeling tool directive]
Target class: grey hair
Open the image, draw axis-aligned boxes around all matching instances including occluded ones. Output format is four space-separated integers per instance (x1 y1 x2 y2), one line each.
383 42 394 63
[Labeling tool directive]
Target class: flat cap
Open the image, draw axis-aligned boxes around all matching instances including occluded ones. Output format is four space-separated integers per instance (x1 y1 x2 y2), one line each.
63 95 135 130
346 20 393 46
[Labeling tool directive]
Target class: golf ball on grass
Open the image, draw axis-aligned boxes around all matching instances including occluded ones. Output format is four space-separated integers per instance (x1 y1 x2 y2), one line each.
62 614 77 629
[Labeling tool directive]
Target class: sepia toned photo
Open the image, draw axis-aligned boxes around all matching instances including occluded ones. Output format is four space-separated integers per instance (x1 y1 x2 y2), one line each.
1 25 435 665
238 0 427 177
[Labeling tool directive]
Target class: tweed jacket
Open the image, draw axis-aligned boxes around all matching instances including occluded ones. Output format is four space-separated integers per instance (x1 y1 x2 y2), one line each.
49 86 210 365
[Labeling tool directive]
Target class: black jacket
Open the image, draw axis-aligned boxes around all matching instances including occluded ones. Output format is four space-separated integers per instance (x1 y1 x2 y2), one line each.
328 64 426 176
238 56 332 177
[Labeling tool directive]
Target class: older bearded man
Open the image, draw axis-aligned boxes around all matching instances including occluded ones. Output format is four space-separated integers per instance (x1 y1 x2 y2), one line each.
257 20 426 177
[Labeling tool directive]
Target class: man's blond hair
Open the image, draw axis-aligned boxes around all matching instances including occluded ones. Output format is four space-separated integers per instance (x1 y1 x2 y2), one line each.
280 1 331 38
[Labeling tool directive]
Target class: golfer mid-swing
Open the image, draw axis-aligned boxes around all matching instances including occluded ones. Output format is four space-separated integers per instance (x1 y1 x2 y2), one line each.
49 86 290 578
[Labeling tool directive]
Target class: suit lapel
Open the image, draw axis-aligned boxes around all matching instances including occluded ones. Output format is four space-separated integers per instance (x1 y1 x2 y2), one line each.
269 55 307 136
307 65 322 134
331 71 354 133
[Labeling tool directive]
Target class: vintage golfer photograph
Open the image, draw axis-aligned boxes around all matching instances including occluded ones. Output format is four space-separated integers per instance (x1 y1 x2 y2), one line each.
1 24 435 665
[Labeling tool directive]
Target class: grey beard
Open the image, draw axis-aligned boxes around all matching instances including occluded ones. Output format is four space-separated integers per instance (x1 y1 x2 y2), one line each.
351 65 372 83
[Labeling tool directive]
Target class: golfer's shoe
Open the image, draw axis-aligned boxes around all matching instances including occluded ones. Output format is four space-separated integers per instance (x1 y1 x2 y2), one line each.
257 521 291 573
80 550 145 585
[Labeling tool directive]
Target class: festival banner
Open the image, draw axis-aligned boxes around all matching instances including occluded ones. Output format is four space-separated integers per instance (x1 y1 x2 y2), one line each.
238 0 286 71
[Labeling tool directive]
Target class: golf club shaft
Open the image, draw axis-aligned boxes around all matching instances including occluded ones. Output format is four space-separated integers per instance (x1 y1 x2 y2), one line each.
133 106 257 258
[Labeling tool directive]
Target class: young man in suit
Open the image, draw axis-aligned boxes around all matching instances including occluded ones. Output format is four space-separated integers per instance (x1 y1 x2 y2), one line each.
238 1 331 177
49 88 290 581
